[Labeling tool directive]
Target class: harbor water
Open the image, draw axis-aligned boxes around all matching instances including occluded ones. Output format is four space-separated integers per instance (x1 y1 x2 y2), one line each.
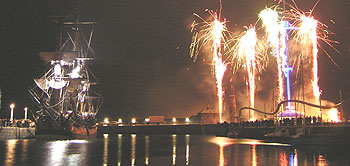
0 134 349 166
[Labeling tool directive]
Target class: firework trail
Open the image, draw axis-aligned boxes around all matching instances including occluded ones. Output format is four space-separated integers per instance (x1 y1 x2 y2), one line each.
231 26 258 120
212 19 227 123
244 28 257 120
190 11 229 123
299 16 320 102
284 0 339 104
259 8 285 103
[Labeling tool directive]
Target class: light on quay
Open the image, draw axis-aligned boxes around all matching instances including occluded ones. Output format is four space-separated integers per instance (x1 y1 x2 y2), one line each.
145 118 150 123
24 107 28 120
10 103 15 123
185 117 190 123
104 118 109 124
118 118 123 124
172 117 177 123
131 118 136 124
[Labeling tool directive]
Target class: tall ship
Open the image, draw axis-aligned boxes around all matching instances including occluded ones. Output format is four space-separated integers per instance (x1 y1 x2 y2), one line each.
29 1 103 138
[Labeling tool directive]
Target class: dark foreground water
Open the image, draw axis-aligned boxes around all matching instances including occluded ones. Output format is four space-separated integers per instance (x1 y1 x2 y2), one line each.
0 134 349 166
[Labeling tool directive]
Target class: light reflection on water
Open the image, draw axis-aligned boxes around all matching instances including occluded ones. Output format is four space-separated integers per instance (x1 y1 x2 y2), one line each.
252 144 257 166
145 135 149 165
131 134 136 166
0 135 348 165
103 134 108 166
5 139 17 166
117 134 122 166
185 134 190 166
172 134 176 165
47 139 88 166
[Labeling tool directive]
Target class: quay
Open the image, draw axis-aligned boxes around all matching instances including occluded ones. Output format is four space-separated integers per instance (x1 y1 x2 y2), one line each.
97 120 350 145
0 119 36 140
97 124 219 136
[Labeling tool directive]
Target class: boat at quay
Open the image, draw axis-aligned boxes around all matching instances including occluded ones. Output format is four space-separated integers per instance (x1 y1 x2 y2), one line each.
28 0 103 139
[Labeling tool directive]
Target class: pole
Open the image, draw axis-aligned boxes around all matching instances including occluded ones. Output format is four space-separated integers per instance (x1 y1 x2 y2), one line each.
24 107 28 120
339 90 344 122
319 99 322 123
10 104 15 123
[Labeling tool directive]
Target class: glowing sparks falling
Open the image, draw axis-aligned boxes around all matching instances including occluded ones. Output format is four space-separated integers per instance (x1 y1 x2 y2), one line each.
327 108 340 122
244 28 257 120
188 1 337 121
235 27 258 120
190 13 228 123
259 8 285 103
298 15 320 102
212 19 227 124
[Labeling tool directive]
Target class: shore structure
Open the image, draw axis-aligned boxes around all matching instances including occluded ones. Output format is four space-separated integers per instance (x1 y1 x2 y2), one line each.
0 119 35 140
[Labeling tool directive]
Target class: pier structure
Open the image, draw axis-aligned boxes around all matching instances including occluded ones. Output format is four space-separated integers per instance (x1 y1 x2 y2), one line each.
96 116 350 145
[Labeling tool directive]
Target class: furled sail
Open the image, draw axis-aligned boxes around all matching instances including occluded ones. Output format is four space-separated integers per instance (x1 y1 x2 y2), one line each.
39 51 78 64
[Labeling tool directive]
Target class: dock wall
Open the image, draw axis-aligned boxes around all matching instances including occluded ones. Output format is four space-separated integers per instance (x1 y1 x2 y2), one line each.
0 127 35 140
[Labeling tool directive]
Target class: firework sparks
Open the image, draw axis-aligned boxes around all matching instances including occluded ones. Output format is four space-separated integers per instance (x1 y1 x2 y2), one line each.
212 19 227 123
232 27 258 120
244 28 257 120
259 8 285 103
283 1 338 104
190 11 229 123
327 108 340 122
298 15 320 102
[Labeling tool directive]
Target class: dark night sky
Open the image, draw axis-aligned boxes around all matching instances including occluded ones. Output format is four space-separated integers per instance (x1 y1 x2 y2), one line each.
0 0 349 120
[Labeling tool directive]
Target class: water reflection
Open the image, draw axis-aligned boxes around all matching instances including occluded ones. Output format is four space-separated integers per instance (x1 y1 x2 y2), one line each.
47 139 88 166
209 137 298 166
0 135 341 165
210 137 231 166
292 150 297 165
317 154 327 166
5 139 18 166
49 140 68 165
280 151 288 166
219 144 225 166
131 134 136 166
291 149 298 166
185 134 190 166
117 134 122 166
252 144 257 166
172 134 177 165
21 139 28 164
278 148 300 166
103 134 109 166
145 135 149 165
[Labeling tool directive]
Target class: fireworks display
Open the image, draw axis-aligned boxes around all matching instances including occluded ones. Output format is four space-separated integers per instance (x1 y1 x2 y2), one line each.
298 15 320 102
259 8 285 103
190 1 340 123
231 26 260 121
190 11 229 123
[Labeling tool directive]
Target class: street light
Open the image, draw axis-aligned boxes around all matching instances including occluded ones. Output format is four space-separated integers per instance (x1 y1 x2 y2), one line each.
131 118 136 124
145 118 150 123
24 107 28 120
118 118 123 124
10 103 15 123
104 118 109 125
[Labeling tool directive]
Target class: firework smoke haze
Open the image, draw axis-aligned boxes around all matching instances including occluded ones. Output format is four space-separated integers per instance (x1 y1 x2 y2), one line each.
232 27 258 120
298 15 321 103
190 12 229 123
259 8 285 103
212 19 227 123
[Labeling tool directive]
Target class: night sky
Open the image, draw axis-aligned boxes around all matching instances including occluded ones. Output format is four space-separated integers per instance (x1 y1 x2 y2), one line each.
1 0 349 120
